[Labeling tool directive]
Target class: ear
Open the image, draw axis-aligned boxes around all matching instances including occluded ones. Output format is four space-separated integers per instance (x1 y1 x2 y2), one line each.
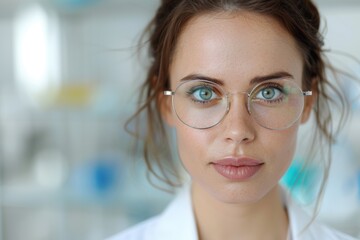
158 87 176 127
300 79 317 124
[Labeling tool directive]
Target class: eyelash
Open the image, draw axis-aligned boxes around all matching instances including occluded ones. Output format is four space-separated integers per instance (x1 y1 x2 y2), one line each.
253 82 285 103
186 85 219 104
185 82 285 104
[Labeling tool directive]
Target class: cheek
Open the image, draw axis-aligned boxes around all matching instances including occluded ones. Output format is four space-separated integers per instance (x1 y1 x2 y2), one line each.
265 125 299 174
175 125 211 169
176 128 200 158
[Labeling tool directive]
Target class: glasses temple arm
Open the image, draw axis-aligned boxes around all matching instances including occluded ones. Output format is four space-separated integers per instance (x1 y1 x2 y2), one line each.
302 91 312 96
164 90 174 96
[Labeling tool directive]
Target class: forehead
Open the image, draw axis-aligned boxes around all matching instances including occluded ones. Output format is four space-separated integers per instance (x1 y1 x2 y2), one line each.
170 11 304 88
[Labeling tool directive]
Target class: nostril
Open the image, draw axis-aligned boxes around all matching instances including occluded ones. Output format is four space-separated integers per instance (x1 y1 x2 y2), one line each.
226 136 251 145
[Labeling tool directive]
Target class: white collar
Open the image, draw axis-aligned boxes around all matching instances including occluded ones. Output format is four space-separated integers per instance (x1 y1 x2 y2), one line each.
152 186 355 240
151 186 197 240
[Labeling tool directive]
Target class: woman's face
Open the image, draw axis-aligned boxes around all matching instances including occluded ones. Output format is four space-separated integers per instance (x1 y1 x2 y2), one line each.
163 12 313 203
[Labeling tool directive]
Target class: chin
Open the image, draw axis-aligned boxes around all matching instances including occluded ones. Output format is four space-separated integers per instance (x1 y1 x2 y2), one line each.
200 180 276 205
217 188 268 204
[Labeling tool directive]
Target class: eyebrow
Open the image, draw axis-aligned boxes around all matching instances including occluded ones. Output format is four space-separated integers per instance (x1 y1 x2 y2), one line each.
250 72 294 85
179 71 294 86
180 74 225 85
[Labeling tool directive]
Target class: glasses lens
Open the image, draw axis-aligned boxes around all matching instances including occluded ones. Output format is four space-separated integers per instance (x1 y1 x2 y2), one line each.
172 80 228 129
249 79 305 130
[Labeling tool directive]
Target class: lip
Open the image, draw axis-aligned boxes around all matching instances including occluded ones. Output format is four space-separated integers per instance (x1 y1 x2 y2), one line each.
212 157 264 180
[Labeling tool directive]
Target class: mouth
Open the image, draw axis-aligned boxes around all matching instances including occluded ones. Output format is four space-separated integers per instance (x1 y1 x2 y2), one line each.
211 157 264 180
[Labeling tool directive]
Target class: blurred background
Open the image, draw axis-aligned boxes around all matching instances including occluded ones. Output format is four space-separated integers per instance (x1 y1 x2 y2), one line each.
0 0 359 239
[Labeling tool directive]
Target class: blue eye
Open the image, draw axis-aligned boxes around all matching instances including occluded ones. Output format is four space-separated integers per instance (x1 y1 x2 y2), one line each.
194 87 213 100
255 86 282 101
190 86 219 102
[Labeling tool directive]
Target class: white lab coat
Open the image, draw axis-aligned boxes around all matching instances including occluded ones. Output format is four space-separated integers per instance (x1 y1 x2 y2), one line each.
107 187 358 240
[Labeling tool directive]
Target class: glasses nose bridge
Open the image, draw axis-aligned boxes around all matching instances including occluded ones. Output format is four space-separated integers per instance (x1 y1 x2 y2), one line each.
226 90 251 114
228 90 249 97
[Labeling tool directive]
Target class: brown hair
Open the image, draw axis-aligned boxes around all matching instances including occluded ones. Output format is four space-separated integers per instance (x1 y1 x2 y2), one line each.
126 0 349 201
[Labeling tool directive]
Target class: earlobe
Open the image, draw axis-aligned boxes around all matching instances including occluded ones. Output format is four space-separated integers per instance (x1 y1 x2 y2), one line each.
159 92 176 127
301 80 317 124
300 99 313 123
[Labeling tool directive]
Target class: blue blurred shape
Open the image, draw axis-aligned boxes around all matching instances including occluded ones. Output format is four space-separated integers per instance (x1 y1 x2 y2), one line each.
91 160 117 193
69 155 123 202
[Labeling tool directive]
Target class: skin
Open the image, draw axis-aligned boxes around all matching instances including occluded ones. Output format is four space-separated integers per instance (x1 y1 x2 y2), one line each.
161 11 314 240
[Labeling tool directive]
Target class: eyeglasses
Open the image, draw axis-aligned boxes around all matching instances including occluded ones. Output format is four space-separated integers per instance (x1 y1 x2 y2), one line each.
164 78 312 130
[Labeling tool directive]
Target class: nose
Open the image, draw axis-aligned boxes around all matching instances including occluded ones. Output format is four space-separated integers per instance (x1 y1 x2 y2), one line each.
222 93 256 144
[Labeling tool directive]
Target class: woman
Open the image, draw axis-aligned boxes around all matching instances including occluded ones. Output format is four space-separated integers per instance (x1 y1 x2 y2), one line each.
109 0 357 239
